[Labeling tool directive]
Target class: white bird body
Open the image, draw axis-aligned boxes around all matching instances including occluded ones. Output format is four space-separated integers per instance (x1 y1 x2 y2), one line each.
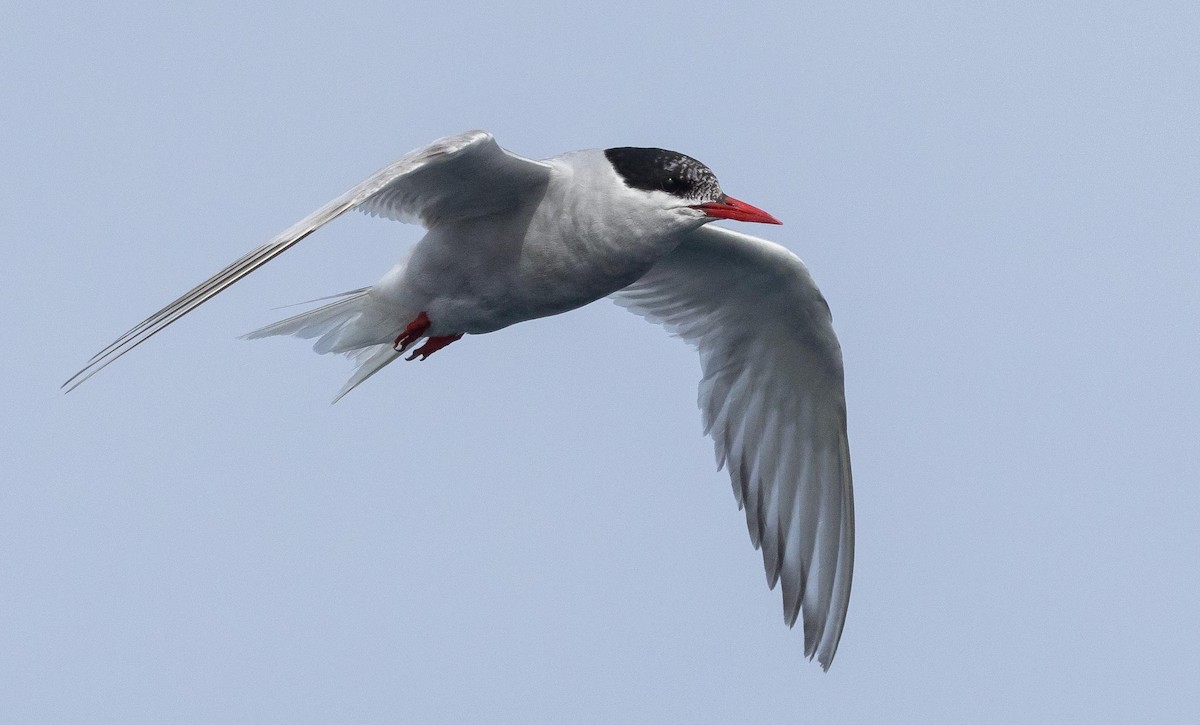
382 149 705 338
65 131 856 670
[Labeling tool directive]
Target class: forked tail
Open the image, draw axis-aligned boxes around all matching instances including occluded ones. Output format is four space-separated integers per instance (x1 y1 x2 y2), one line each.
242 288 405 402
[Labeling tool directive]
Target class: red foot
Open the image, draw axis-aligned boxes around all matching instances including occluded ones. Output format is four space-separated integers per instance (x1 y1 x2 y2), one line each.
406 334 462 361
393 312 431 352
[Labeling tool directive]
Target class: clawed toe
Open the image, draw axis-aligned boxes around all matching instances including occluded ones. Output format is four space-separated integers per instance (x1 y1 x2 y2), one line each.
392 312 462 360
393 311 431 352
406 334 463 361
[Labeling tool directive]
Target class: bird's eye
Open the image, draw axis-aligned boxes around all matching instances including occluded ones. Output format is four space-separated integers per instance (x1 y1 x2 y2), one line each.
662 176 684 192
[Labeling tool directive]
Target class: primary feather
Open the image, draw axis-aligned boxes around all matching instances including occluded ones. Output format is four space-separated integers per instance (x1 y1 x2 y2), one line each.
613 225 854 669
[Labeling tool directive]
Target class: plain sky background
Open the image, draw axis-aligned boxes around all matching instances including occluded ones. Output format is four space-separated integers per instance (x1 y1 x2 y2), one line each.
3 2 1198 722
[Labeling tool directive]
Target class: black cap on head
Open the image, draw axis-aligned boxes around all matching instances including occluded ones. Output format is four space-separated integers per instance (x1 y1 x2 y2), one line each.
604 147 722 201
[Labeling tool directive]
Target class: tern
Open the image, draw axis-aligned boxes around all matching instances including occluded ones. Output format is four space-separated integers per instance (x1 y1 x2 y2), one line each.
64 130 855 669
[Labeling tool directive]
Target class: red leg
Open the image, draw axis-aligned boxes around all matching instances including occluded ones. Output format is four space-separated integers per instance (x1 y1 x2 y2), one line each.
406 334 463 361
392 312 430 352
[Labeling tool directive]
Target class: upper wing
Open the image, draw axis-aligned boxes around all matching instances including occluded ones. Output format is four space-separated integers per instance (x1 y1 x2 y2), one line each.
63 130 551 392
612 224 854 670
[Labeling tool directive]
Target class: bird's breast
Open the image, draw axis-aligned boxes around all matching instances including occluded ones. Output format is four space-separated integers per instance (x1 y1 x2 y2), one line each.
411 203 690 335
506 199 687 319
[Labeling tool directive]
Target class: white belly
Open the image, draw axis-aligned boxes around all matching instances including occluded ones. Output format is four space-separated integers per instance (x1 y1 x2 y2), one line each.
391 196 703 336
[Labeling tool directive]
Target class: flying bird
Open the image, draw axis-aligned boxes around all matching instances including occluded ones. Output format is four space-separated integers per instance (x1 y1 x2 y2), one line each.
64 131 855 669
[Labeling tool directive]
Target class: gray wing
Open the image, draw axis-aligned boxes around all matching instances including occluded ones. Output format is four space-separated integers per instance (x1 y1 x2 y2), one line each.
612 224 854 670
63 130 551 391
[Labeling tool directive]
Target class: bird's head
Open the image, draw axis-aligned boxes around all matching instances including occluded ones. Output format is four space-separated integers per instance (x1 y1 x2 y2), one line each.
603 147 781 228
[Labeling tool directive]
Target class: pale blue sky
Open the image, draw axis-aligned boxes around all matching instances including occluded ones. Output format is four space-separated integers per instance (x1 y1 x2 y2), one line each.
4 2 1199 722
